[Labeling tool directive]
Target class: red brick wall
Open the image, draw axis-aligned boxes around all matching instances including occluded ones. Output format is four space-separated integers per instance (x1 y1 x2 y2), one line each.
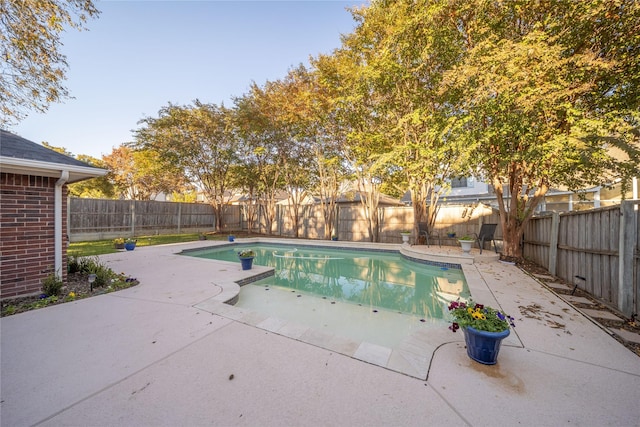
1 173 68 299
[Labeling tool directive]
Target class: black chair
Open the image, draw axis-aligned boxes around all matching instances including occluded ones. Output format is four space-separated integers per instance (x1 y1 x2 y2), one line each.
474 223 498 254
418 222 441 247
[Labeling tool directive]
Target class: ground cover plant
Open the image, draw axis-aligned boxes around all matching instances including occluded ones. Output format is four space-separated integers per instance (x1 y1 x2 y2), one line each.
1 256 138 317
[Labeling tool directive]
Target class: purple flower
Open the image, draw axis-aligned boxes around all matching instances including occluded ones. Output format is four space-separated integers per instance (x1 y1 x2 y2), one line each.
449 322 460 332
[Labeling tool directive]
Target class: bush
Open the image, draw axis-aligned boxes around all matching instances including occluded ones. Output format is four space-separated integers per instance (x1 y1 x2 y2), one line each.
68 254 81 273
80 256 112 288
42 273 63 296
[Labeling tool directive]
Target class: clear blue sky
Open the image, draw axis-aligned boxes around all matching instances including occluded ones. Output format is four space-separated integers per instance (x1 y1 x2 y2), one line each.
11 0 365 159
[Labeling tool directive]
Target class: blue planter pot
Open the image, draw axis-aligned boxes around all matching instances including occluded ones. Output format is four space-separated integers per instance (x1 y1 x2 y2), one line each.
124 242 136 251
239 256 254 270
463 326 510 365
228 235 235 242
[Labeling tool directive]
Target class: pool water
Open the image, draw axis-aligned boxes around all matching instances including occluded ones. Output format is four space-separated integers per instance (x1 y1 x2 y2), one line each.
186 243 469 347
186 244 468 319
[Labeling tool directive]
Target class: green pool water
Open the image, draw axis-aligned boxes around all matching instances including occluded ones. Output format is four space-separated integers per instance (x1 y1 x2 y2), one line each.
185 244 469 319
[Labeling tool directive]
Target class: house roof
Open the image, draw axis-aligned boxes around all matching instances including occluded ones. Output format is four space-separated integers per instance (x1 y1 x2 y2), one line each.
334 191 404 206
0 130 106 183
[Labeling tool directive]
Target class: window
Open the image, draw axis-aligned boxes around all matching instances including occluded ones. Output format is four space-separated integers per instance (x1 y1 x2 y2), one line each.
451 177 468 188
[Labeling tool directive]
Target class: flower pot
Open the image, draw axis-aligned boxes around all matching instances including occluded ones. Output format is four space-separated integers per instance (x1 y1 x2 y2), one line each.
239 256 254 270
458 239 473 253
447 232 456 238
462 326 510 365
124 242 136 251
401 233 410 244
114 243 125 250
228 235 235 242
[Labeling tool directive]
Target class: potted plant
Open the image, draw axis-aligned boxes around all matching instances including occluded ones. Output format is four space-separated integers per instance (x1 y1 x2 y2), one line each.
124 238 137 251
113 238 125 250
228 235 235 242
447 231 456 238
237 249 256 270
458 236 474 253
447 299 515 365
400 230 411 244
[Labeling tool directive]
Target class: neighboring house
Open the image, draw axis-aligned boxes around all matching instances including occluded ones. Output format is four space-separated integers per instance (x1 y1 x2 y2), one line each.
438 176 637 213
0 130 107 299
333 191 405 207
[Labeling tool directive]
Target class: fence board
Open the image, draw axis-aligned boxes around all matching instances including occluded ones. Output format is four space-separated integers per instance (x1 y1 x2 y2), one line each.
69 198 215 240
525 205 627 312
68 196 639 316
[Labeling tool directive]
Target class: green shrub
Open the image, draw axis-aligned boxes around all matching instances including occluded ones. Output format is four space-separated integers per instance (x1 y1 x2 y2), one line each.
68 254 81 273
3 305 16 316
42 273 63 296
81 256 113 288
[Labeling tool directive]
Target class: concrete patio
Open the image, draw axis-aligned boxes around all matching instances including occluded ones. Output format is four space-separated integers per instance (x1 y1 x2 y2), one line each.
1 239 639 426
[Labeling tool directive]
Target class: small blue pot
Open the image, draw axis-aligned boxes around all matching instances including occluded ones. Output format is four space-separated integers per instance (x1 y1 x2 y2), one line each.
124 242 136 251
239 256 254 270
463 326 510 365
228 235 235 242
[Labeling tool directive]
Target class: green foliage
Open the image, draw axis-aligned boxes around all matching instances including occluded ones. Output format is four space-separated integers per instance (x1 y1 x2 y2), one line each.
101 145 190 200
69 255 120 287
41 273 63 297
69 155 115 198
133 101 239 229
3 306 17 316
447 300 514 333
0 0 100 125
67 254 81 273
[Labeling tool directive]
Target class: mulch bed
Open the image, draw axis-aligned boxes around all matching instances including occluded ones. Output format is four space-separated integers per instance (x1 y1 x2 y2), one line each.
1 272 139 317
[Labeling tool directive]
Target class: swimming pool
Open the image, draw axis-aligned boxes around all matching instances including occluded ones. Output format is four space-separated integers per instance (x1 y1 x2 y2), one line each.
185 243 468 318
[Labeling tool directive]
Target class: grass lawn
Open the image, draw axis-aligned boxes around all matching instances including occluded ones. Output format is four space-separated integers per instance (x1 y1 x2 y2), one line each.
68 233 227 256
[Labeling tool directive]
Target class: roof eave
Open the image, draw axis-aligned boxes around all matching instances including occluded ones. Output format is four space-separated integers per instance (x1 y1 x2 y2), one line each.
0 156 107 183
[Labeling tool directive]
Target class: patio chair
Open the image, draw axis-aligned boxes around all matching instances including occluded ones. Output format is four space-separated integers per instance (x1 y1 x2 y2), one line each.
418 222 441 247
474 223 498 254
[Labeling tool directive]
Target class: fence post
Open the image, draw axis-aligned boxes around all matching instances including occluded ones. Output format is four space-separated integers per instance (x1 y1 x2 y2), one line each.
177 202 182 234
618 201 636 316
131 200 136 237
548 212 560 276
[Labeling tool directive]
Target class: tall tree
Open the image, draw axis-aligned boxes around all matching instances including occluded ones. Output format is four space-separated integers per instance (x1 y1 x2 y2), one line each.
69 155 114 198
318 40 390 242
439 0 640 259
102 146 190 200
0 0 100 125
306 57 348 240
39 143 114 198
134 101 238 229
343 1 470 237
233 82 290 235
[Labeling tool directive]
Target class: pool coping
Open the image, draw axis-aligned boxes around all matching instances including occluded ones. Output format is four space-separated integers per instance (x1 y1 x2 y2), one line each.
185 237 512 379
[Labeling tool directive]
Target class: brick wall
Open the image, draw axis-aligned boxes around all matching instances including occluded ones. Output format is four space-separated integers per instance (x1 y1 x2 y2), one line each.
1 173 68 299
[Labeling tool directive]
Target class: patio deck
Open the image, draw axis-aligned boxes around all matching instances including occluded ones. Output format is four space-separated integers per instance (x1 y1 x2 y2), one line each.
1 239 639 426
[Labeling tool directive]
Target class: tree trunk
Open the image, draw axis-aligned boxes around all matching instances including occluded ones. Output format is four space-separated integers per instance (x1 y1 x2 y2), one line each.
493 174 549 260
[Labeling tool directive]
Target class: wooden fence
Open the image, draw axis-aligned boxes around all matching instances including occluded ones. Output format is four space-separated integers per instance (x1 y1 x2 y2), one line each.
68 197 638 315
228 202 501 244
523 201 639 316
68 198 216 241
